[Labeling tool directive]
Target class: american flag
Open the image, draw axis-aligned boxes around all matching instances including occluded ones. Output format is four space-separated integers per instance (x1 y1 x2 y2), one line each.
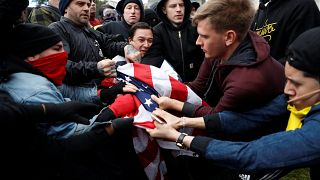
108 62 204 180
114 63 203 128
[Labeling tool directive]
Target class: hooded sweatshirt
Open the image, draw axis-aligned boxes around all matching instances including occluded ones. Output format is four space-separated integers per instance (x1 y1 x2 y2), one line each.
251 0 320 63
141 0 204 82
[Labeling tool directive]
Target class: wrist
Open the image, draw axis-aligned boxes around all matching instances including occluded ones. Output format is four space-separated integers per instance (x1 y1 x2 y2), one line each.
171 99 183 111
176 132 188 149
179 117 186 129
170 130 181 142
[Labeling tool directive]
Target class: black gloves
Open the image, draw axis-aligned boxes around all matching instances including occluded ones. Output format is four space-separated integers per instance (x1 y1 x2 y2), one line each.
111 117 134 130
95 108 116 122
96 108 133 131
99 82 126 104
43 101 100 125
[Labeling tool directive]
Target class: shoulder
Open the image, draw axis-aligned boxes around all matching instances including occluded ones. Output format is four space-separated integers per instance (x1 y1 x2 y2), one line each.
153 22 166 32
1 73 62 104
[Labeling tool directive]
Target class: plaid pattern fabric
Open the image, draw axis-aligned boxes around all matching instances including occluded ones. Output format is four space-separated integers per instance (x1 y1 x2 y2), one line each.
28 5 61 26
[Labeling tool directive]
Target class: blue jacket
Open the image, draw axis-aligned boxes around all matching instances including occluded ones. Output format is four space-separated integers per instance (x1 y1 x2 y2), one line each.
190 94 320 172
0 72 99 138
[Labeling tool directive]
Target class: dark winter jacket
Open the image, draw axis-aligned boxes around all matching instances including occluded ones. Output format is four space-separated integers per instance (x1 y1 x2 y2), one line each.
251 0 320 63
141 0 204 82
49 17 127 85
97 20 131 39
184 31 285 116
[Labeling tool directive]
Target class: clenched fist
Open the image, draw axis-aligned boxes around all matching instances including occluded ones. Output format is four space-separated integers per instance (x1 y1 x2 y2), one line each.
97 59 116 77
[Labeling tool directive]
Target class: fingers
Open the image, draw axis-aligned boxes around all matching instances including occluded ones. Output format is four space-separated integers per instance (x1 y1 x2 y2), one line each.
97 59 117 77
102 68 117 78
125 45 142 63
123 83 138 93
152 108 177 125
151 95 159 103
153 108 169 118
126 52 142 63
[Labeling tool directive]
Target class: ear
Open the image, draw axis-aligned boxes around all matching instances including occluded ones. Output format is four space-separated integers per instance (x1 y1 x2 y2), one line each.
162 7 167 15
128 37 133 44
25 54 40 62
224 30 237 46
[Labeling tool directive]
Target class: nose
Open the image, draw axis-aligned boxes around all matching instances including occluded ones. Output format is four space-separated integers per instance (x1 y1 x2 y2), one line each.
176 5 181 11
284 81 295 96
196 36 201 46
143 40 150 48
130 8 136 14
84 4 90 11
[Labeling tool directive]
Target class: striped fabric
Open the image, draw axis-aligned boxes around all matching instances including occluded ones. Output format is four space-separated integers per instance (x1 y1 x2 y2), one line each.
108 63 204 179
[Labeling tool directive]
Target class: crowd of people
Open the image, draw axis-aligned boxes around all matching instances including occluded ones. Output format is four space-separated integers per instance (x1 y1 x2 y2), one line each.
2 0 320 179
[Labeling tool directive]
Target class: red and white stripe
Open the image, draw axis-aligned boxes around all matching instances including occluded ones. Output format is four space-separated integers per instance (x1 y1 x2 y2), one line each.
112 63 204 179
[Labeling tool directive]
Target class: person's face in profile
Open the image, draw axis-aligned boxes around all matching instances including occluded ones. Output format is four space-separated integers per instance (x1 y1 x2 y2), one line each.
25 42 65 62
284 62 320 110
196 18 227 60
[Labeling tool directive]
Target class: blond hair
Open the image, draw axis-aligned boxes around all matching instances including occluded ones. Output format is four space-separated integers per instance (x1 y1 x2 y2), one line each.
193 0 255 41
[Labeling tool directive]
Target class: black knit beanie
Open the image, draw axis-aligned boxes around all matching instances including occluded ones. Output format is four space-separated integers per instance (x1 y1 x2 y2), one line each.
59 0 92 15
11 24 62 59
59 0 71 14
116 0 144 17
286 27 320 77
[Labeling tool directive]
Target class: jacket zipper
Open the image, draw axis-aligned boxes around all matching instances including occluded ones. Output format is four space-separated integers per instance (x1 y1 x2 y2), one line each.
178 31 185 81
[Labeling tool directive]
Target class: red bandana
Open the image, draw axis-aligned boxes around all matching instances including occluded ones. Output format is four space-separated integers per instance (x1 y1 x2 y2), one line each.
27 51 68 86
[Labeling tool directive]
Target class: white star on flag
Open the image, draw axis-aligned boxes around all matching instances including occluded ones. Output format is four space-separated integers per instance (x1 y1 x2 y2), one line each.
144 98 153 107
125 76 131 82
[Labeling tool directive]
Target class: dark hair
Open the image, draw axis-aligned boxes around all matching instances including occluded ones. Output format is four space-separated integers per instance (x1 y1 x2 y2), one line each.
191 2 200 10
128 22 153 39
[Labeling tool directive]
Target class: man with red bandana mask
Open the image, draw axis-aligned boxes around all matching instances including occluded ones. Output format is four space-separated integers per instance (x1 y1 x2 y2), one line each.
2 23 116 139
1 21 147 180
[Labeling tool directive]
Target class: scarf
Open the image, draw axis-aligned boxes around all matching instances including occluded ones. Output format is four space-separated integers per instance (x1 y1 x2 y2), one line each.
27 51 67 86
286 104 312 131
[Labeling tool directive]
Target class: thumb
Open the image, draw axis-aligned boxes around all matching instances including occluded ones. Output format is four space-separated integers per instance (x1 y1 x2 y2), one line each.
72 114 90 125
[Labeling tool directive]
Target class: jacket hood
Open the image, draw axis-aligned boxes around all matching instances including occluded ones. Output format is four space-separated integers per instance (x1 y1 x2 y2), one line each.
116 0 144 21
225 31 271 66
156 0 192 30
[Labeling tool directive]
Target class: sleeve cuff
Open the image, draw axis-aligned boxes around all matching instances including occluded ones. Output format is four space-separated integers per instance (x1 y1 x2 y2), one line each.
203 113 222 134
190 136 212 157
182 102 196 117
